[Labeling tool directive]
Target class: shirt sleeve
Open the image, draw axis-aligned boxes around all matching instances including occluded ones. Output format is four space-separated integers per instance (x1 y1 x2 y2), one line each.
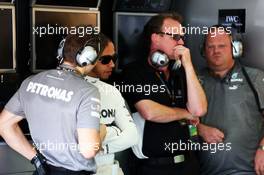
102 90 138 154
76 87 100 131
4 89 26 118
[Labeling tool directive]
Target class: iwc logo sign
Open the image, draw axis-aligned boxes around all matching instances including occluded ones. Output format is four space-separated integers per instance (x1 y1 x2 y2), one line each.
218 9 246 33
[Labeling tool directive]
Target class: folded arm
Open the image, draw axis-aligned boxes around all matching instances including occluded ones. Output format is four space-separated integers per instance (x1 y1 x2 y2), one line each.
102 94 138 153
135 99 194 123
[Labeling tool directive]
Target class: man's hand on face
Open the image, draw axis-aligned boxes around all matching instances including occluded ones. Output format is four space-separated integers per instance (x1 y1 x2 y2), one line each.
173 45 192 68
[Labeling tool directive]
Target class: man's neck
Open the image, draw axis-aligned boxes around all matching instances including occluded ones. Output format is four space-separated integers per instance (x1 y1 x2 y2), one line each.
61 61 75 68
212 69 230 78
163 68 170 80
211 61 235 79
62 62 83 76
87 72 98 78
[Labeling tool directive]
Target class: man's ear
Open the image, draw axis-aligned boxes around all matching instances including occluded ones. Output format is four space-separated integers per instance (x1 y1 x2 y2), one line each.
151 33 160 45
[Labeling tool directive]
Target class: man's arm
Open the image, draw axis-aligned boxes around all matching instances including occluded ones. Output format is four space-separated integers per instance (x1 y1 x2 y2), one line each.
135 99 194 123
185 64 208 116
101 92 138 153
77 86 101 159
173 45 207 117
99 124 106 141
197 123 225 143
77 128 100 159
0 109 37 160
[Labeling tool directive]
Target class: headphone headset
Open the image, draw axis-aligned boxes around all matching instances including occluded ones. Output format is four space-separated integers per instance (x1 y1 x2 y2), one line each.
200 26 243 59
232 38 243 58
57 38 66 64
150 50 170 68
150 50 182 71
57 36 100 67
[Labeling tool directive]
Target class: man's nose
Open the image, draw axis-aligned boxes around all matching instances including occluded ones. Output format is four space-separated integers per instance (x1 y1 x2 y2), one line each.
213 46 221 53
177 38 184 45
109 60 115 68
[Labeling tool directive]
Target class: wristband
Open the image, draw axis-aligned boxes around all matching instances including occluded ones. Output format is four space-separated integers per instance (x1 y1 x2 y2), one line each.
31 155 38 164
30 153 47 175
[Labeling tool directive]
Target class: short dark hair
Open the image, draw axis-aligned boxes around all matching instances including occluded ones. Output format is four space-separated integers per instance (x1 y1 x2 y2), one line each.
98 32 112 54
141 12 183 56
63 31 111 65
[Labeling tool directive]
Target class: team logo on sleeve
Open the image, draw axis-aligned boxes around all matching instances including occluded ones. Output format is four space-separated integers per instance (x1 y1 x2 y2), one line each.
90 97 100 118
26 81 74 102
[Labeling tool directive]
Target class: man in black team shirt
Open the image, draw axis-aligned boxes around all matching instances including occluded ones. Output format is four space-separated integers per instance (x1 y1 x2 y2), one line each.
121 12 207 175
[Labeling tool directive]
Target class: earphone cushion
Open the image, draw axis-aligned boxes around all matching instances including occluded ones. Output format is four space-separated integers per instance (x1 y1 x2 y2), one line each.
57 38 66 60
232 40 243 58
151 51 169 67
76 46 98 66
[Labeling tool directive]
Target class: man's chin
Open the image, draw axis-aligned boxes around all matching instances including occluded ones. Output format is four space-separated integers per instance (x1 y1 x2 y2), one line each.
157 66 168 71
101 75 110 80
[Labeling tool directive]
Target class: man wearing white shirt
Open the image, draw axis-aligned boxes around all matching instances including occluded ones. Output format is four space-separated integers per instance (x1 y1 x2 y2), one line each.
84 33 138 175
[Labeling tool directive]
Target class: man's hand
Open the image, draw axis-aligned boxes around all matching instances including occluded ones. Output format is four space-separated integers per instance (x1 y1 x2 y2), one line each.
197 123 225 143
255 149 264 175
173 45 192 68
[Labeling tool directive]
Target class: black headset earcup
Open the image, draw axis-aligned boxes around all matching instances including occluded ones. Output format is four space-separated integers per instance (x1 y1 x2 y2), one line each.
76 46 98 66
150 51 169 67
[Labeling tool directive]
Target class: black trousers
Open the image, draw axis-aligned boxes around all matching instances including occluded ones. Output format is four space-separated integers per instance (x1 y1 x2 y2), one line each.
32 164 93 175
128 151 200 175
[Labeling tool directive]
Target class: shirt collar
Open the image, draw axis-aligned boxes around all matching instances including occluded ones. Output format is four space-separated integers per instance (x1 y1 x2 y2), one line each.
84 75 99 83
208 60 242 81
